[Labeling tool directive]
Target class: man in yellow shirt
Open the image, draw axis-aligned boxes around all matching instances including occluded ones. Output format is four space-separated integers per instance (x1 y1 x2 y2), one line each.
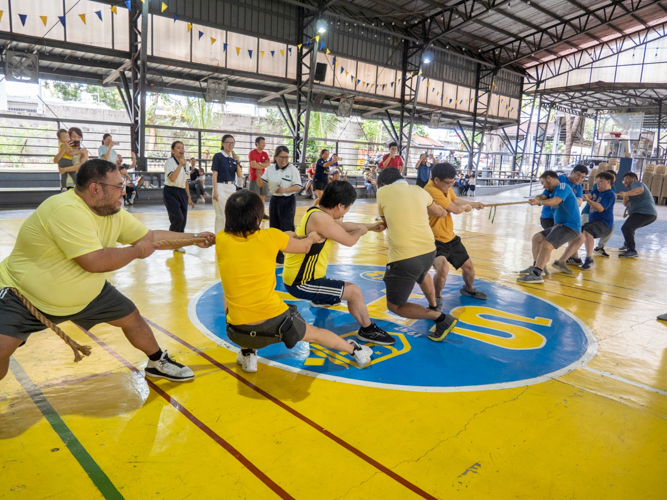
424 163 488 310
216 190 372 373
376 168 458 342
0 159 215 383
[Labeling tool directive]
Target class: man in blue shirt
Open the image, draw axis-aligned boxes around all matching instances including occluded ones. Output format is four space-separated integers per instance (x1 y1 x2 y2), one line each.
618 172 658 258
540 164 588 229
553 171 616 271
591 169 618 258
518 171 581 284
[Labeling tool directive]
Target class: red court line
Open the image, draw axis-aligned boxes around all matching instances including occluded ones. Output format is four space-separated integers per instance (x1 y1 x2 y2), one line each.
76 326 294 500
144 318 439 500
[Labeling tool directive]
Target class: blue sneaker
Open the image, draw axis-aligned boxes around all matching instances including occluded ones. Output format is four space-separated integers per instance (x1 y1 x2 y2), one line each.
579 257 594 270
619 250 638 258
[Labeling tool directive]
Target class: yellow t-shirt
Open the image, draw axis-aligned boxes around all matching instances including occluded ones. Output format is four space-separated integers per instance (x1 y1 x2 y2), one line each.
283 207 332 286
424 180 457 244
59 141 72 160
0 190 149 316
216 228 290 325
377 180 436 263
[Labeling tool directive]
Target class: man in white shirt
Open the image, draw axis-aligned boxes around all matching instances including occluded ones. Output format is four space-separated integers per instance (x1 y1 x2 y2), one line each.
258 145 302 264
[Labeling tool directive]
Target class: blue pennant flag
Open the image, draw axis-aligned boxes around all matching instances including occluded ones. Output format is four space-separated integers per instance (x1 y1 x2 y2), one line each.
390 82 394 88
19 14 27 26
306 40 310 47
422 75 426 81
356 78 360 84
432 87 435 92
319 41 324 50
173 13 179 22
58 16 66 27
350 75 354 82
449 98 453 103
271 50 275 57
340 67 344 74
288 47 292 55
248 50 253 59
366 83 369 87
125 0 131 10
332 57 336 65
198 31 204 40
223 43 227 52
95 10 103 21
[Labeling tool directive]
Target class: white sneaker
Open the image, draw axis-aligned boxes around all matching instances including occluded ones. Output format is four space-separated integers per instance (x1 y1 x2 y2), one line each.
129 193 136 204
145 350 194 382
204 192 212 198
236 350 258 373
349 340 372 368
174 247 185 253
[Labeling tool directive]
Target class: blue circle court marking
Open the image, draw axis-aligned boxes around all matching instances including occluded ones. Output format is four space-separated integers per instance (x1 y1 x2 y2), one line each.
189 265 597 392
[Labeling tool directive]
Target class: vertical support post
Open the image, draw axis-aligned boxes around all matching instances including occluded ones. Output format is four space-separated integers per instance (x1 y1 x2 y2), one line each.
658 100 663 159
590 112 598 157
397 40 425 168
198 130 203 170
294 9 319 172
138 0 148 162
129 0 148 170
529 99 553 195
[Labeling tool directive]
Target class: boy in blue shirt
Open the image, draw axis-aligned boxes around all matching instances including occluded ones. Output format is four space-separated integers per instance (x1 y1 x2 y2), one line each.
540 164 588 229
518 171 581 283
592 169 618 258
554 171 616 271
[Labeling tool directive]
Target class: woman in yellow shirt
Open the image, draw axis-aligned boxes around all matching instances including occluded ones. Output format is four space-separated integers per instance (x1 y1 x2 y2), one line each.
216 190 372 373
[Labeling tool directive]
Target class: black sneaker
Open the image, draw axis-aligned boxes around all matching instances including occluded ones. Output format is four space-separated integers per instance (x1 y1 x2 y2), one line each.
356 323 395 346
593 247 610 257
566 257 583 266
428 314 458 342
460 287 488 300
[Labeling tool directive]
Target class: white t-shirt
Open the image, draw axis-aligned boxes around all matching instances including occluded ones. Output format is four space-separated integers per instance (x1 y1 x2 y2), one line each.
164 156 187 188
261 163 302 196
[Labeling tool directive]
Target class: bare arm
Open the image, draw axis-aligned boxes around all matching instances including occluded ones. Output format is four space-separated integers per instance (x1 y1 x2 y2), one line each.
129 152 137 170
101 144 115 161
427 202 447 218
453 198 483 210
310 214 367 247
529 196 562 207
622 186 644 197
168 164 183 183
283 232 322 254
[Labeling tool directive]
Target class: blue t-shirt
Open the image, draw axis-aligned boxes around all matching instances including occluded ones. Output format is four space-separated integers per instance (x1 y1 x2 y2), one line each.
416 162 432 182
314 158 329 183
582 185 616 215
588 188 615 229
627 181 657 216
212 152 238 183
544 181 581 232
541 174 582 219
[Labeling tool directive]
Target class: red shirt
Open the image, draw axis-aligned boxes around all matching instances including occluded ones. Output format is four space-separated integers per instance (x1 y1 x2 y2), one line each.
248 149 270 181
307 168 315 178
381 153 404 170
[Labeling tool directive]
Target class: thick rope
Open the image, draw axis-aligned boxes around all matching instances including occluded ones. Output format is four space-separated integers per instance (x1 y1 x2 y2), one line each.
154 237 210 247
8 288 92 363
483 201 531 207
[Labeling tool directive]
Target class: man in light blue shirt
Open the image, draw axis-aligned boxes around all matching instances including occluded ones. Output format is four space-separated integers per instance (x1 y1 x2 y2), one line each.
618 172 657 258
540 164 588 229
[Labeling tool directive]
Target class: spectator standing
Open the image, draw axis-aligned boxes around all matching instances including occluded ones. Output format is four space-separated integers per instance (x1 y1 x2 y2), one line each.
313 149 336 207
212 134 243 234
248 136 271 219
53 129 77 191
380 142 405 173
62 127 89 190
257 145 302 264
98 134 119 165
468 172 477 197
415 152 434 188
163 141 195 253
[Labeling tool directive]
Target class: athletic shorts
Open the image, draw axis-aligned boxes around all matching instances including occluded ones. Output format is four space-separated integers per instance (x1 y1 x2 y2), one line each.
435 236 470 270
540 224 580 249
384 251 436 306
227 304 307 350
0 282 136 344
582 220 612 239
284 278 345 306
313 181 327 191
248 180 268 196
540 217 555 230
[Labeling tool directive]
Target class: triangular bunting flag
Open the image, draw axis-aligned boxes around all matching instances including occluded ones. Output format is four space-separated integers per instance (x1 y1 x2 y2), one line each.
198 31 204 40
409 71 414 78
390 82 394 88
350 75 354 81
422 75 426 81
306 40 310 47
319 41 324 50
223 43 227 51
235 47 240 55
111 5 117 14
210 37 216 45
418 70 422 75
0 11 3 23
345 70 348 76
356 78 360 84
366 83 369 88
449 99 453 103
173 13 179 22
297 44 302 50
340 67 344 74
271 50 275 57
288 48 292 55
437 91 440 96
40 16 48 26
58 16 66 27
248 50 253 59
19 14 27 26
280 49 285 57
426 80 430 87
95 10 102 21
432 87 435 92
161 2 168 13
125 0 131 10
79 14 86 24
315 35 320 42
260 51 264 57
382 84 386 90
326 49 330 55
187 23 192 32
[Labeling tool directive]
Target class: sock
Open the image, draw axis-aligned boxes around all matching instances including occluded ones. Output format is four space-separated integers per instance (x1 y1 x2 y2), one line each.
532 261 536 266
241 348 255 356
359 324 375 333
435 313 447 323
532 267 543 276
148 349 163 361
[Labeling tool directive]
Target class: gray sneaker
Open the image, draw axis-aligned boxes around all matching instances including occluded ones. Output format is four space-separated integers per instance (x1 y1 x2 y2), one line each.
517 272 544 284
460 287 488 300
551 260 574 275
658 313 667 321
519 266 549 277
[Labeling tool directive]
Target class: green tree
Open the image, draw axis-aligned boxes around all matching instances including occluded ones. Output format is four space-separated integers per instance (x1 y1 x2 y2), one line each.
43 81 123 110
87 85 124 110
361 120 386 144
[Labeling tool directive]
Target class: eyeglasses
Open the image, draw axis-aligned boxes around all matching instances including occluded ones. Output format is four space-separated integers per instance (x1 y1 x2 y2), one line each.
99 181 127 191
224 141 235 145
276 155 290 160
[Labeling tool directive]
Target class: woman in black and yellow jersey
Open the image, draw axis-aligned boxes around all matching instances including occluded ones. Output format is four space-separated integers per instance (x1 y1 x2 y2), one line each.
283 181 395 346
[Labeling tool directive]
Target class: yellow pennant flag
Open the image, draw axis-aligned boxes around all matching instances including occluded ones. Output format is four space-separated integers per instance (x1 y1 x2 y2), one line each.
161 2 168 12
260 51 265 57
409 71 414 78
297 44 302 50
79 14 86 24
437 91 440 96
371 84 375 89
210 37 216 45
0 11 3 22
315 35 320 42
40 16 48 26
187 23 192 32
345 70 348 76
418 70 422 75
426 80 430 87
111 5 117 14
280 49 285 57
235 47 240 55
326 49 330 55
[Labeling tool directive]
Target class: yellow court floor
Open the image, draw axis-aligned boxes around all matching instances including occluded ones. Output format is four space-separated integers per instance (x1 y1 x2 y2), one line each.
1 189 667 500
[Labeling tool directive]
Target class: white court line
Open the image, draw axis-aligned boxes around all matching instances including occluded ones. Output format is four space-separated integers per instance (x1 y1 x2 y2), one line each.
582 366 667 397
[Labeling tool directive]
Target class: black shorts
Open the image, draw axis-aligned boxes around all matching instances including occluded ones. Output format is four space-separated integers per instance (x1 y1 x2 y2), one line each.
0 282 137 344
314 181 327 191
582 220 612 239
435 236 470 270
416 178 428 188
540 224 580 249
284 278 345 306
469 185 476 192
227 304 307 350
384 251 436 306
540 217 555 230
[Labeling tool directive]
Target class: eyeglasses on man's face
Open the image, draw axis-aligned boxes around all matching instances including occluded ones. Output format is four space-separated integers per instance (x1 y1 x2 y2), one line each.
99 181 127 191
